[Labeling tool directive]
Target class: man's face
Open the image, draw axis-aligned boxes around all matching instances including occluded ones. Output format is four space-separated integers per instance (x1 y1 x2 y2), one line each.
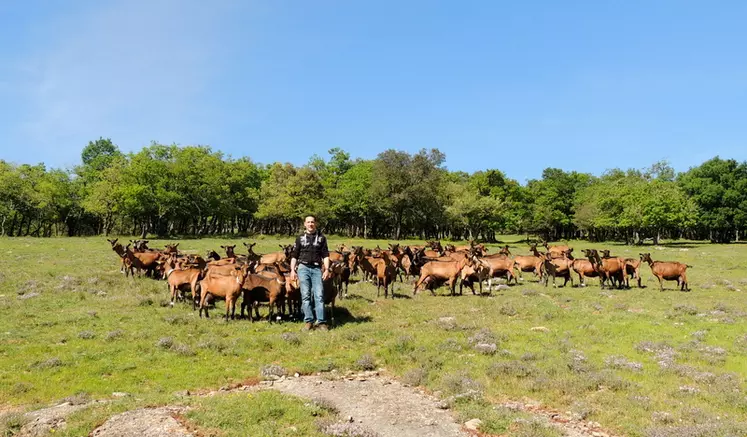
304 216 316 233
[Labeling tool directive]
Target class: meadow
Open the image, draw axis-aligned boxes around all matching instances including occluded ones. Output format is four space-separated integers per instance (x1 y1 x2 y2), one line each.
1 235 746 437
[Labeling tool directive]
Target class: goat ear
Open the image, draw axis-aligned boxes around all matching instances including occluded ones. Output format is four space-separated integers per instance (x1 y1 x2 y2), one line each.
173 243 179 248
220 245 225 249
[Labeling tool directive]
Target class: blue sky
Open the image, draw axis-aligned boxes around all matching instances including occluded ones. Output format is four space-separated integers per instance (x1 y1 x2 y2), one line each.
1 1 745 183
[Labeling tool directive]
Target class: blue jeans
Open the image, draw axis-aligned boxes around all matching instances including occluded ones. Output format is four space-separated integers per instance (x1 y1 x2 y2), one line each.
298 264 326 324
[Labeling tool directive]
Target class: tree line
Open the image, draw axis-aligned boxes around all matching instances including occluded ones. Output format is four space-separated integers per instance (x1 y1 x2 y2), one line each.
1 138 746 244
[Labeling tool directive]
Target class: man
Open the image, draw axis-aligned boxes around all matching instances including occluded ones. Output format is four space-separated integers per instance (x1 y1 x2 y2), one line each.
290 215 330 331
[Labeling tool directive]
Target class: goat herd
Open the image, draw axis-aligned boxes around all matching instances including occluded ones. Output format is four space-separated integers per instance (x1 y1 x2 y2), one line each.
107 238 692 324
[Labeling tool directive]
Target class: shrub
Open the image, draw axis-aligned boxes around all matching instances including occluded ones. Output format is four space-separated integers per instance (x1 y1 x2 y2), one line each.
402 368 426 386
499 304 517 316
105 330 124 341
441 371 483 396
280 332 302 345
474 343 497 355
156 337 174 349
487 361 535 379
77 331 95 340
468 328 497 345
172 343 196 356
260 364 287 379
354 354 377 371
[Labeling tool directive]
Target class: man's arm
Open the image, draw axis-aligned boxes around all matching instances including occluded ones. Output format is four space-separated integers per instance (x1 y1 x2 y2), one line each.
320 236 330 280
290 236 300 279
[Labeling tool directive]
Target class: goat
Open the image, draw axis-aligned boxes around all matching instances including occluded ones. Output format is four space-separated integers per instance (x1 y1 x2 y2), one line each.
459 257 492 295
160 254 202 309
257 244 293 265
122 244 162 278
571 250 601 287
330 255 351 299
198 264 249 320
512 243 544 281
221 245 237 258
481 255 518 286
541 251 574 287
586 249 625 289
107 238 128 274
413 255 473 296
376 253 397 299
640 253 690 291
241 271 287 322
624 258 643 288
543 241 571 259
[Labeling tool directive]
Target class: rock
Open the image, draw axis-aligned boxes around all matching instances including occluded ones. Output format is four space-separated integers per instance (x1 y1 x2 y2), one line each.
495 284 510 291
464 418 482 431
531 326 550 332
91 407 192 437
19 401 99 437
111 392 130 398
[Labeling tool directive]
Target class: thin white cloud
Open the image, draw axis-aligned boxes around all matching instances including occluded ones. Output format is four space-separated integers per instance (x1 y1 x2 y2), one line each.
9 0 239 166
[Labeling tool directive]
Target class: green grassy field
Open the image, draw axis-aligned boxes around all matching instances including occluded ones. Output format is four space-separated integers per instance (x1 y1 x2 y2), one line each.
1 236 746 436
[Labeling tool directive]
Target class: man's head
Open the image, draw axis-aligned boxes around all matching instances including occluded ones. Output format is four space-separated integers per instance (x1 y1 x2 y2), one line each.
304 215 317 233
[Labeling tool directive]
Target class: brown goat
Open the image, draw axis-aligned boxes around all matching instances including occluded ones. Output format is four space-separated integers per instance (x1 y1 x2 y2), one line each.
122 244 162 277
640 253 690 291
221 245 237 259
198 264 248 319
541 251 574 287
571 250 601 287
544 241 571 259
330 255 351 299
459 257 492 295
413 256 473 296
160 254 202 309
108 238 128 274
512 243 544 281
481 255 518 286
586 249 625 289
624 258 643 288
376 253 397 299
241 271 287 322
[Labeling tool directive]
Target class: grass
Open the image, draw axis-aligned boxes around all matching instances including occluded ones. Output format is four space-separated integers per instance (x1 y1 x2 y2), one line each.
1 235 746 436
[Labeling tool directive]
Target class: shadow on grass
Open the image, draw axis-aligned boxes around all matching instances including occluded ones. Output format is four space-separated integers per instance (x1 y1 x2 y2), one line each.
330 307 374 327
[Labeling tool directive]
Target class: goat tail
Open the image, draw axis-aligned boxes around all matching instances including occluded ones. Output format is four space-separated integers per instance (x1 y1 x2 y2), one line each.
686 265 693 268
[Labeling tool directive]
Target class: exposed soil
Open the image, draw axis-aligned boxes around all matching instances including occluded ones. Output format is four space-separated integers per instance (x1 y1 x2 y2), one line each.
9 373 622 437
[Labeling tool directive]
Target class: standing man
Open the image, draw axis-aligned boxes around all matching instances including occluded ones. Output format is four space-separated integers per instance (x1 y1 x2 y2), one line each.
290 215 331 331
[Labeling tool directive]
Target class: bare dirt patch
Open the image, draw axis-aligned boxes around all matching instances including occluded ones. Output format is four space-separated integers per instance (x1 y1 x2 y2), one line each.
11 373 624 437
270 374 467 437
90 407 193 437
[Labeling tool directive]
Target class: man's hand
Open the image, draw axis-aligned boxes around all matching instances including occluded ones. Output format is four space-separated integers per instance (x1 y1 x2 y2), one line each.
290 258 297 281
322 269 330 281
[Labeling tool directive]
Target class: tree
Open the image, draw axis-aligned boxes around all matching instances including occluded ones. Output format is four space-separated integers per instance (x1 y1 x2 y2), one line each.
678 157 747 242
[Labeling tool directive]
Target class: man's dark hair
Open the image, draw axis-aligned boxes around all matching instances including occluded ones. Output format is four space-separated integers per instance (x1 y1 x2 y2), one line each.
305 215 317 222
